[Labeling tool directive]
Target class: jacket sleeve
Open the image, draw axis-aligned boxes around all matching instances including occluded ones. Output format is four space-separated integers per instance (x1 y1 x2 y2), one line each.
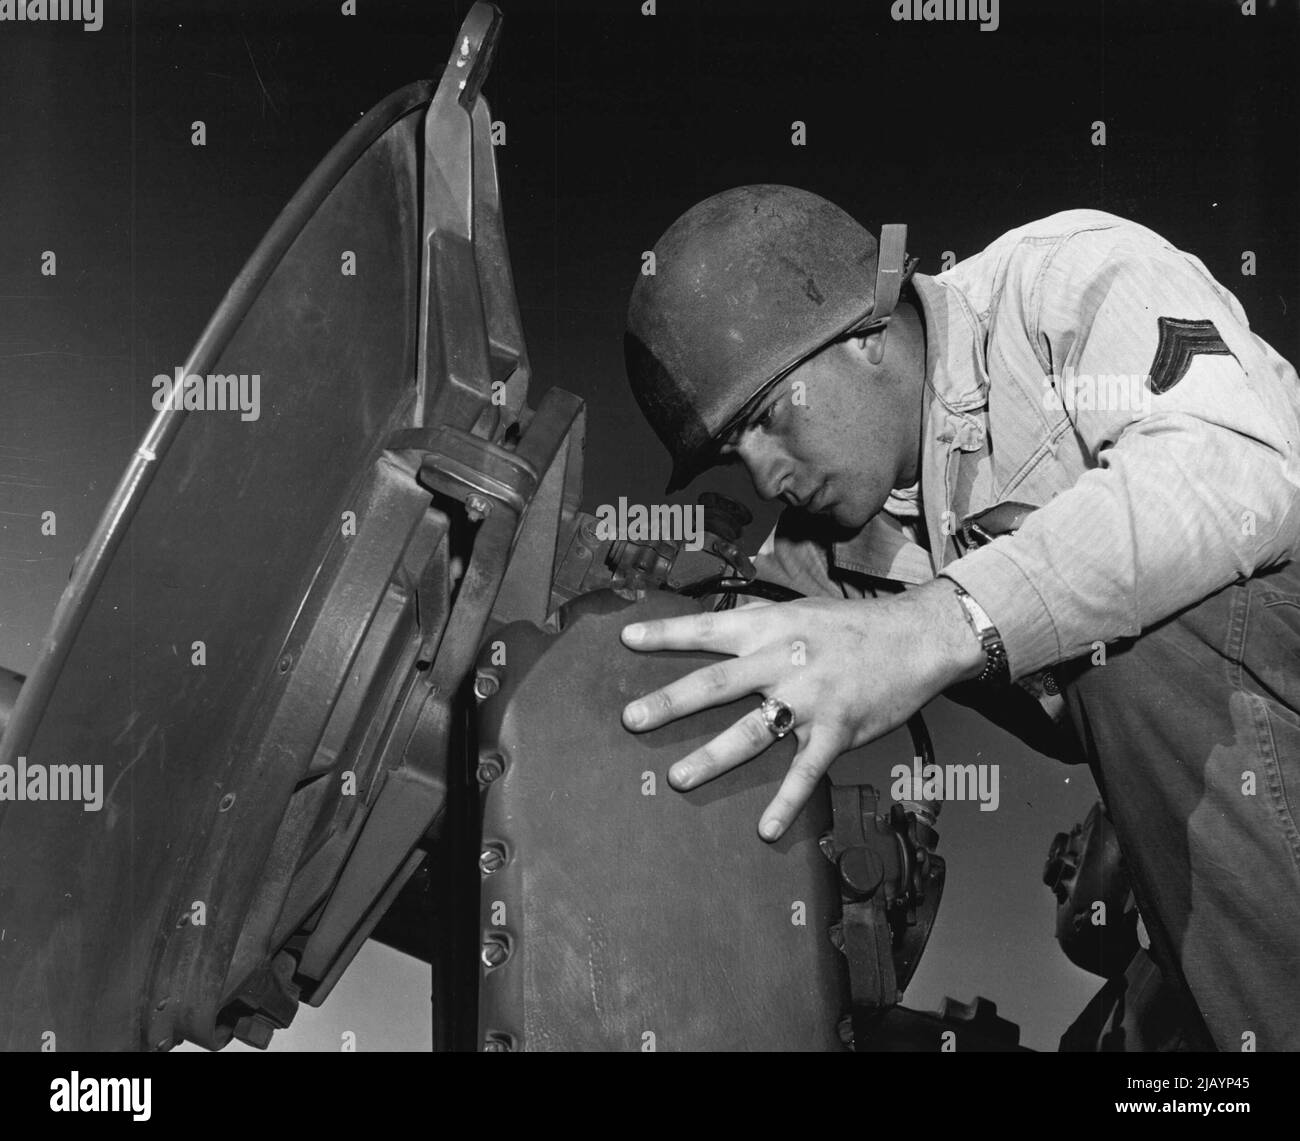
941 225 1300 679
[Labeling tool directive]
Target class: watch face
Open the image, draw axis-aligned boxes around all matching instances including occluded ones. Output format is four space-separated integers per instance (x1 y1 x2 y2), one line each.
962 593 995 634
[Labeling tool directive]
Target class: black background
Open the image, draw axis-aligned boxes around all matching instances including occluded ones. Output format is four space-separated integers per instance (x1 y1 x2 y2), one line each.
2 0 1295 556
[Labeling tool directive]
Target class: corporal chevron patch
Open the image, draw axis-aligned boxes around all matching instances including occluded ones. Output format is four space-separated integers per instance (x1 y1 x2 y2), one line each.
1148 317 1232 395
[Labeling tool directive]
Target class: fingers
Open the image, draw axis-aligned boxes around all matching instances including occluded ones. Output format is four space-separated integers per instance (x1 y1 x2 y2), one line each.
621 601 784 655
665 701 785 790
622 647 781 732
617 597 845 841
758 728 844 842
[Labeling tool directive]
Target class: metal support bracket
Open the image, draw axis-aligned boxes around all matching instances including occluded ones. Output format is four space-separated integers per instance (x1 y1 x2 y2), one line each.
416 2 529 434
824 775 947 1051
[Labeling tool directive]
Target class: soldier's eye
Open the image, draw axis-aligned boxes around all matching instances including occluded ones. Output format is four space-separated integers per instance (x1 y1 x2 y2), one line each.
754 401 776 429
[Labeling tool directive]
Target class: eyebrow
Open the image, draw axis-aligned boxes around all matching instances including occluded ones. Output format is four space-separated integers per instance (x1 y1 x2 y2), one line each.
722 389 779 448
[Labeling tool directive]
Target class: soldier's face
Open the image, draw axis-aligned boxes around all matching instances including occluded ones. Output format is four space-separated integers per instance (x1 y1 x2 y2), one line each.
720 333 917 532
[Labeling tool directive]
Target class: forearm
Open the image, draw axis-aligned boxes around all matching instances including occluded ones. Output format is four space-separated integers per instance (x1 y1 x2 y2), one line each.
943 420 1300 678
881 577 987 690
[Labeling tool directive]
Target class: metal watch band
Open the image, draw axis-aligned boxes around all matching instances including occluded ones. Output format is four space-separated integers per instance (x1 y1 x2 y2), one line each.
947 582 1010 687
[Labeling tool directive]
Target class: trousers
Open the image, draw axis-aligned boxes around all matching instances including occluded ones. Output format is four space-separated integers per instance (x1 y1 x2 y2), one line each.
1061 559 1300 1051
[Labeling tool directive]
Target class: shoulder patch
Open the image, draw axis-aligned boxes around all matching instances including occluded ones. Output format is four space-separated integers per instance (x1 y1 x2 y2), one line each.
1148 317 1231 394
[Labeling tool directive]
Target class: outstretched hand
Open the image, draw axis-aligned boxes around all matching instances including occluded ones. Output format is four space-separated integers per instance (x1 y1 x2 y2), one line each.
620 579 985 840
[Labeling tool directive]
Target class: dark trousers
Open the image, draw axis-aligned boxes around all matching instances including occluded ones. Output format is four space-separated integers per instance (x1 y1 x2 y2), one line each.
1062 560 1300 1051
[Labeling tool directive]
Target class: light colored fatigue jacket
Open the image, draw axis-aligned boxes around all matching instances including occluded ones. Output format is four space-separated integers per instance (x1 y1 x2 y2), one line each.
754 209 1300 695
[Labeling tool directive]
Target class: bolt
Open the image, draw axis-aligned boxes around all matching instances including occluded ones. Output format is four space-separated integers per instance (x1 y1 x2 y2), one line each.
272 951 297 980
837 1016 854 1049
477 753 505 785
466 494 493 522
481 936 510 968
233 1014 275 1051
838 847 885 900
479 845 507 875
277 653 292 673
827 921 845 953
473 671 500 700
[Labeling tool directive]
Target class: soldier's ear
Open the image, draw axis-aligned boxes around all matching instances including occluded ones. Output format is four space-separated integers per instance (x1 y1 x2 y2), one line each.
839 323 889 367
864 326 889 366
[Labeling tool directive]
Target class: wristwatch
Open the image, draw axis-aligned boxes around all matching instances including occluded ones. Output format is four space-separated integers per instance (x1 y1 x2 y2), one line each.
946 581 1010 687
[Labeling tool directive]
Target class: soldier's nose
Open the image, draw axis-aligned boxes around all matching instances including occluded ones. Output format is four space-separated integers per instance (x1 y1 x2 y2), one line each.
737 439 787 502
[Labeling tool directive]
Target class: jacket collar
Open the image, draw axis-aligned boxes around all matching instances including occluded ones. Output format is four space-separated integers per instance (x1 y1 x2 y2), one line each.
911 270 990 413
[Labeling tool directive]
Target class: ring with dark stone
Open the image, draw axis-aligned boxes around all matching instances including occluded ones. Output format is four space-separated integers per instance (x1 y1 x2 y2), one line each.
760 696 796 739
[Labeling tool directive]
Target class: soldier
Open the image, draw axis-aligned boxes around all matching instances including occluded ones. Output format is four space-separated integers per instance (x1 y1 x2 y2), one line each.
619 185 1300 1050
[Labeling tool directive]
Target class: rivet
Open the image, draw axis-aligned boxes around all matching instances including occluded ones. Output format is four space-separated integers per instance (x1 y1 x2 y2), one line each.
477 753 505 784
481 935 510 968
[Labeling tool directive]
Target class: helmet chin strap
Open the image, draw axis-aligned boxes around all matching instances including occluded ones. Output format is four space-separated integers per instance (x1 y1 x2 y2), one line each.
870 222 912 325
843 223 916 342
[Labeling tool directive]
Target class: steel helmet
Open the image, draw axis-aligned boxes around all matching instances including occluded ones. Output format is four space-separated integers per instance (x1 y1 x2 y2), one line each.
625 184 913 492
